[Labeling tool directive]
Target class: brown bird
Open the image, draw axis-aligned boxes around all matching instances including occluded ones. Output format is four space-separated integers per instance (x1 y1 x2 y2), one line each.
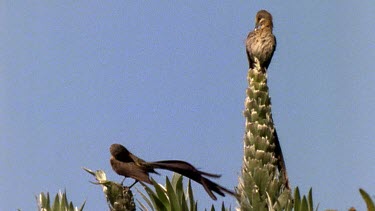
109 143 236 200
246 10 276 72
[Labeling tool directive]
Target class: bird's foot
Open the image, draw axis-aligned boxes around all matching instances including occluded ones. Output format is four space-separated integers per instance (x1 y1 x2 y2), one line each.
129 180 139 189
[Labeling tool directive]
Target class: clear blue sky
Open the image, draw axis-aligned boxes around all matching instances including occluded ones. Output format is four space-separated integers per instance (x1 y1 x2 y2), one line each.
1 2 375 210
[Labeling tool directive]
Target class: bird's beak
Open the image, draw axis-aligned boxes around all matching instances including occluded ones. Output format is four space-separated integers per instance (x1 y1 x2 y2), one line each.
254 23 259 30
255 18 264 30
254 22 260 30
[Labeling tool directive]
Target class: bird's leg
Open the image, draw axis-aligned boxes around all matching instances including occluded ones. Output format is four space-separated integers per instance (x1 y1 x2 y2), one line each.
129 180 139 189
120 177 126 185
120 177 138 189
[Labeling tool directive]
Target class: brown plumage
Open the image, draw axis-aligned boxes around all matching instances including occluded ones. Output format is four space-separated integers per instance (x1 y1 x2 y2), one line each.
109 143 236 200
246 10 276 72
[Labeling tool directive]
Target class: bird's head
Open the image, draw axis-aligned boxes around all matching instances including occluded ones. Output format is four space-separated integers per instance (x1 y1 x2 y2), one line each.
110 143 131 160
254 10 273 30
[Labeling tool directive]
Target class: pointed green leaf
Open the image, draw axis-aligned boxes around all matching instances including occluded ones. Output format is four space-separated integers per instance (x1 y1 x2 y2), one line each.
221 202 225 211
210 204 215 211
165 177 178 211
136 198 151 211
173 174 185 203
141 182 167 211
307 188 313 211
52 193 60 211
359 188 375 211
151 178 169 206
136 187 154 210
187 179 195 211
293 187 301 211
78 200 86 211
300 197 308 211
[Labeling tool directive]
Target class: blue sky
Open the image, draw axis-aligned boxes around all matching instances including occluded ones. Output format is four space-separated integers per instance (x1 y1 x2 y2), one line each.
1 1 375 210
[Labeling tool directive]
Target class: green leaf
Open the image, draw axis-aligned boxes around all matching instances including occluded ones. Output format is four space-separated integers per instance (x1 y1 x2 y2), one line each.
141 182 167 211
307 188 313 211
151 178 169 206
52 193 60 211
359 188 375 211
165 177 178 211
37 191 84 211
293 187 301 211
300 197 308 211
173 174 185 203
78 200 86 211
136 198 150 211
187 179 196 211
210 204 215 211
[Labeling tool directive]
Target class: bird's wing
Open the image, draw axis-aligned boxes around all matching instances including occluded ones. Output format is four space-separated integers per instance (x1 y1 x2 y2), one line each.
246 30 257 68
110 157 152 184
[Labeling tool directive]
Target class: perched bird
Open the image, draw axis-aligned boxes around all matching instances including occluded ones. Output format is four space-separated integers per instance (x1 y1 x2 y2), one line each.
246 10 276 72
109 143 236 200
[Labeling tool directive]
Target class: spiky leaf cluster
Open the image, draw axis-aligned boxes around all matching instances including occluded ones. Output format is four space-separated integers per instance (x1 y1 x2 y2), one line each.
237 61 291 210
137 173 230 211
37 191 85 211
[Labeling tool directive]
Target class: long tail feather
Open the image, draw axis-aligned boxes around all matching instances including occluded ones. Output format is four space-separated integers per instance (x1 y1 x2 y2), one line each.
148 160 236 200
151 160 221 178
